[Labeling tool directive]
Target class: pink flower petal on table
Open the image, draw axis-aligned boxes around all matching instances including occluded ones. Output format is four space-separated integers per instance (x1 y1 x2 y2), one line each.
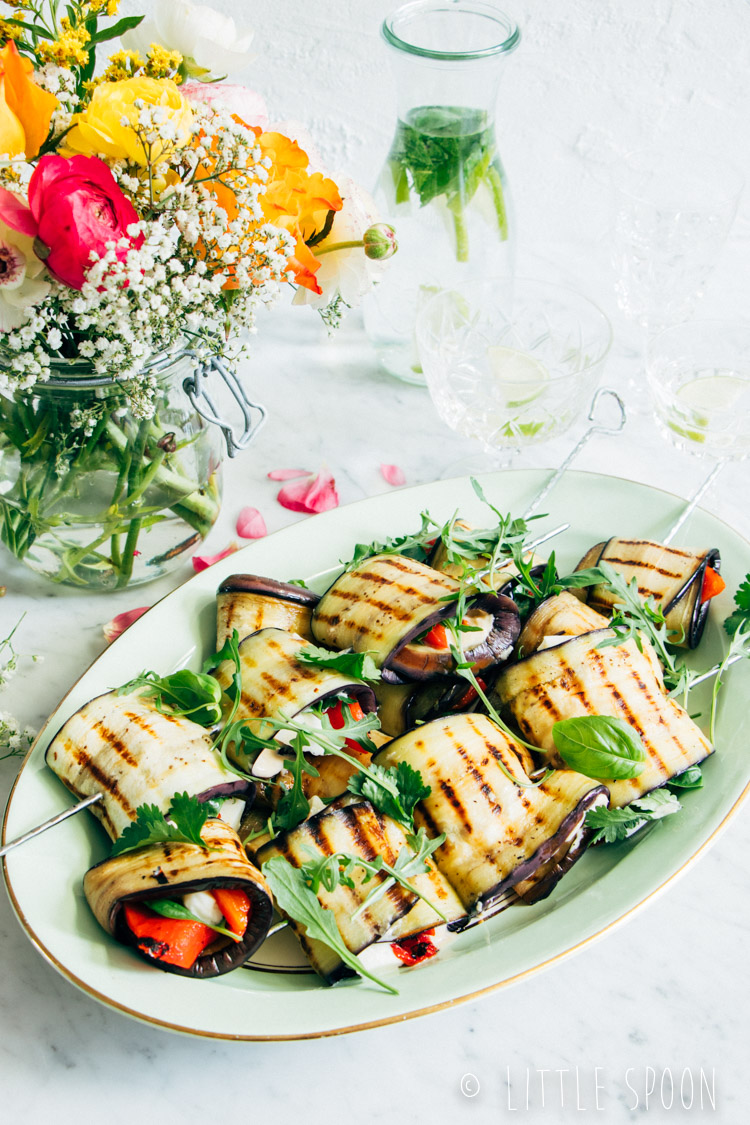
236 506 267 539
267 468 309 481
103 606 150 643
277 468 339 514
380 463 406 487
192 543 238 573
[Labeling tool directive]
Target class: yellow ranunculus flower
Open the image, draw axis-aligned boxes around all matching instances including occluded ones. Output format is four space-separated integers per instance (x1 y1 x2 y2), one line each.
63 77 192 166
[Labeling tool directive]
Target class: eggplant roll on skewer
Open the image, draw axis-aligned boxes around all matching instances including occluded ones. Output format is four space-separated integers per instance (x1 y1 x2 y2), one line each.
212 627 376 776
312 554 520 684
517 592 610 657
575 538 721 649
375 714 608 915
256 801 465 983
494 629 713 807
84 819 273 978
216 574 319 648
45 691 252 840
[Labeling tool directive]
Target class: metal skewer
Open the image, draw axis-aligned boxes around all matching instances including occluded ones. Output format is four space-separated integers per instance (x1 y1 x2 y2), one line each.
662 459 728 545
523 388 627 520
0 792 102 860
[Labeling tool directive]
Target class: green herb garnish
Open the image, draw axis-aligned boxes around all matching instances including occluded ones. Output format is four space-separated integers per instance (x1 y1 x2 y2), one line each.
110 792 219 857
297 644 381 682
584 789 682 844
261 856 397 994
551 715 647 781
347 760 430 832
146 898 241 941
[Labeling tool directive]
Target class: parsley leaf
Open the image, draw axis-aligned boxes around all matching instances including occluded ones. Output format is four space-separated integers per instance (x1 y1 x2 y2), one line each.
110 792 219 857
347 760 430 831
584 789 682 844
725 574 750 636
296 644 382 682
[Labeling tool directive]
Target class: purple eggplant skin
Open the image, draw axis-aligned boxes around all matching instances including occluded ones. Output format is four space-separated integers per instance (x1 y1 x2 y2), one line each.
383 592 521 684
668 548 721 649
446 784 607 926
217 574 320 608
197 779 255 806
107 876 274 978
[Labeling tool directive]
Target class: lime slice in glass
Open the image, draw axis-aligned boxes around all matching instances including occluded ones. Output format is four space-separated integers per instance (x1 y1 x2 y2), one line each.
675 373 747 418
487 346 550 408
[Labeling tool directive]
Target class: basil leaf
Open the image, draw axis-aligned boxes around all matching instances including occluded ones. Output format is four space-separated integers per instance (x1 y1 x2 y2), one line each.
552 716 646 780
146 898 240 941
668 765 703 790
261 856 397 993
297 644 381 682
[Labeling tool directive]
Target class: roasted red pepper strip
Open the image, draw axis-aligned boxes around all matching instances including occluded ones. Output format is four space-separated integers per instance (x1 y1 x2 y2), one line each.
123 902 214 969
700 566 726 603
422 623 448 649
391 928 438 967
212 888 251 939
327 698 368 755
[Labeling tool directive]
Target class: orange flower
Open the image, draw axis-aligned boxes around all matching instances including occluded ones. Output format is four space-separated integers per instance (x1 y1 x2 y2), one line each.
0 42 58 158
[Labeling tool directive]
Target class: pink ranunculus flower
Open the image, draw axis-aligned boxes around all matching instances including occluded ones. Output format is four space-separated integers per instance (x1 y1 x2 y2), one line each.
182 81 268 131
0 154 144 290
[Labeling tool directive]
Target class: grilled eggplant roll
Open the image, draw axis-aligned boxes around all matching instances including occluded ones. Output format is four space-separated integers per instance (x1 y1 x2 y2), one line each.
312 554 520 684
374 713 608 914
494 629 713 807
212 627 376 776
575 538 721 649
517 591 610 657
46 690 252 840
216 574 319 648
256 801 428 983
84 819 273 978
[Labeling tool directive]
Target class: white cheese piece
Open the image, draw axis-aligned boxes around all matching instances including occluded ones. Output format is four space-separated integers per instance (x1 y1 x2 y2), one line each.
537 633 569 650
217 797 245 832
182 890 223 926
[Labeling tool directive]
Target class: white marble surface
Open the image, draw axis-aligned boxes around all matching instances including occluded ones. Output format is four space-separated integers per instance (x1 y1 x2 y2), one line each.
2 0 750 1119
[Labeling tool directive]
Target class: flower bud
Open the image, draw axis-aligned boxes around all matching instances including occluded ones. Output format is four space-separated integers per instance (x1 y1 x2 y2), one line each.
363 223 397 261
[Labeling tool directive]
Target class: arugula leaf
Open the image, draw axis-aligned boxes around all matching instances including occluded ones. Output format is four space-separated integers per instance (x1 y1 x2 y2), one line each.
118 668 223 727
274 737 318 832
584 789 682 844
342 510 439 571
347 760 430 831
110 792 218 857
287 578 309 589
261 855 397 993
552 715 646 780
146 898 241 941
725 575 750 636
297 644 382 682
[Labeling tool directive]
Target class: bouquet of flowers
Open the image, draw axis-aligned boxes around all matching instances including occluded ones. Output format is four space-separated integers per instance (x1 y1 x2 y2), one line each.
0 0 394 590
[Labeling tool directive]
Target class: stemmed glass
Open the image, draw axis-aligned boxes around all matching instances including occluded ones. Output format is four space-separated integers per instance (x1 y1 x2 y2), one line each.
415 277 613 473
610 145 743 332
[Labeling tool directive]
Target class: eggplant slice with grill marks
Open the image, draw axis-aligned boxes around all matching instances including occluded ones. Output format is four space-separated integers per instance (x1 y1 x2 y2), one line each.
311 553 520 685
84 819 273 978
575 537 721 649
374 713 608 916
212 627 376 776
216 574 319 648
516 591 610 657
256 801 437 984
493 628 713 807
45 690 253 841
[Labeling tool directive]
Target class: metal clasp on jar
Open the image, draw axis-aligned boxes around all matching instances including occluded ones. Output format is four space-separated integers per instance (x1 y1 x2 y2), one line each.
183 354 267 458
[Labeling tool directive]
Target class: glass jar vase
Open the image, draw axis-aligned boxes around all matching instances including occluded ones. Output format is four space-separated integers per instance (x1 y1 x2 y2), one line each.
364 0 520 384
0 351 261 590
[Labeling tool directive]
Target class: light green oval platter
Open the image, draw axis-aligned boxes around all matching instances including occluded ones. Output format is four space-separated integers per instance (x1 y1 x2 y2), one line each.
3 470 749 1039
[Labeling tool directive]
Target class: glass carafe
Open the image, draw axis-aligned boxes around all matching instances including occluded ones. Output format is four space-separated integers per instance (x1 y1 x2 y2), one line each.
364 0 520 384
